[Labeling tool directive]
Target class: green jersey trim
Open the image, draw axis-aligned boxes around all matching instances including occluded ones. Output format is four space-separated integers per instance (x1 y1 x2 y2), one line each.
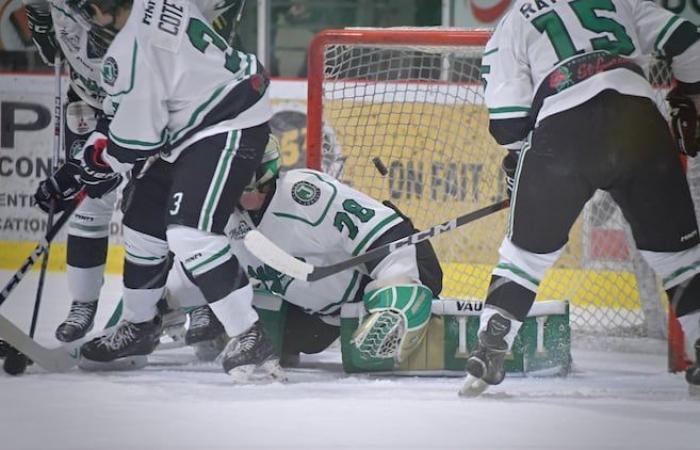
51 4 77 22
108 41 138 97
273 171 338 226
352 213 401 256
187 245 232 273
109 127 168 150
69 223 109 232
318 271 361 315
125 251 167 262
482 47 498 57
169 55 255 144
663 260 700 286
495 262 540 287
199 130 240 232
654 16 681 53
489 106 531 115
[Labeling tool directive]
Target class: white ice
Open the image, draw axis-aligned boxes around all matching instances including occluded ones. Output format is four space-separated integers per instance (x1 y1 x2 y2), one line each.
0 270 698 450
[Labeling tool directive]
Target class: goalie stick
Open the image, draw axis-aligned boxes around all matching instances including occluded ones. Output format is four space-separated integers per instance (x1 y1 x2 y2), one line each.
244 198 510 282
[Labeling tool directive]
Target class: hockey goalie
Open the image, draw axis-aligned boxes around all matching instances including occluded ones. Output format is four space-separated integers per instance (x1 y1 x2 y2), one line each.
164 136 445 377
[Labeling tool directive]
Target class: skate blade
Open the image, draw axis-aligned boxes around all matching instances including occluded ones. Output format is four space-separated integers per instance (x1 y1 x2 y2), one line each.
227 359 287 384
78 355 148 372
458 374 490 398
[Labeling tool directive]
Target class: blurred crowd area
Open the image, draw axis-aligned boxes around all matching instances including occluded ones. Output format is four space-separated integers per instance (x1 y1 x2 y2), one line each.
0 0 441 76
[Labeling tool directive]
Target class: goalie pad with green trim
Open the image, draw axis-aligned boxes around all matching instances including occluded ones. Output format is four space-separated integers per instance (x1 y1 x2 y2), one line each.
350 284 432 364
341 298 571 376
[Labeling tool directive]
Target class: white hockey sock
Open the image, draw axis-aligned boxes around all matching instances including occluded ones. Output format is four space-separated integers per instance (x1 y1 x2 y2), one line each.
209 284 259 337
67 265 105 302
479 306 523 350
678 311 700 363
122 287 164 323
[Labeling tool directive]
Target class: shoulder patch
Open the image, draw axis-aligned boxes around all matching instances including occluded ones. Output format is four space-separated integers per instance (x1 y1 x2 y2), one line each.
102 57 119 86
291 180 321 206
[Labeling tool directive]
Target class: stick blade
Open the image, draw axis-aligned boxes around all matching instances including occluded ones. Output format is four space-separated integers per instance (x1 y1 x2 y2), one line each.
243 230 313 281
0 314 79 372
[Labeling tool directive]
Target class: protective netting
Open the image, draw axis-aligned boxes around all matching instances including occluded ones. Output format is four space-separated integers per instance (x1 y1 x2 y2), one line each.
309 29 693 339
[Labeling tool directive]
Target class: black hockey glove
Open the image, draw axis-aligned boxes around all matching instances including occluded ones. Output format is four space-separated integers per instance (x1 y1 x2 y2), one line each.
79 134 123 198
502 150 519 199
34 161 83 213
25 4 60 65
667 88 700 157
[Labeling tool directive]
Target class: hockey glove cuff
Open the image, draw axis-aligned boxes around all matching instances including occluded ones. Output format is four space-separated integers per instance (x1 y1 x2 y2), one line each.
33 161 83 213
79 133 123 198
667 88 700 157
25 4 60 65
502 150 520 199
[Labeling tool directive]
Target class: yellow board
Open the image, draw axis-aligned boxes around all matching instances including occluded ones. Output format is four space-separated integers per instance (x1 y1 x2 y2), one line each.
0 241 124 274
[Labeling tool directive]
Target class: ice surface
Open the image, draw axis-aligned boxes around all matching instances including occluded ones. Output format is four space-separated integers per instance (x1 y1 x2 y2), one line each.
0 271 698 450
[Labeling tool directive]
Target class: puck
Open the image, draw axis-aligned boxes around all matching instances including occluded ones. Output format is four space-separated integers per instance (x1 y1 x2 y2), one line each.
371 157 388 176
3 348 28 376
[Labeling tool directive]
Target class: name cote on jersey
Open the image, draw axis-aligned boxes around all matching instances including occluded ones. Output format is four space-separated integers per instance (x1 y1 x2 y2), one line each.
143 0 184 35
519 0 559 19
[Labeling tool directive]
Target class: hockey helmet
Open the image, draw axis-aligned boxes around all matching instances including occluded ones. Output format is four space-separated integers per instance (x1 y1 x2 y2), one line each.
66 0 130 56
246 134 281 191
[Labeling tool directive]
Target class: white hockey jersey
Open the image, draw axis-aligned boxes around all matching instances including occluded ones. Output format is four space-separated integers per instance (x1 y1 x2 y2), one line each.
483 0 700 146
100 0 271 167
223 170 417 322
23 0 241 110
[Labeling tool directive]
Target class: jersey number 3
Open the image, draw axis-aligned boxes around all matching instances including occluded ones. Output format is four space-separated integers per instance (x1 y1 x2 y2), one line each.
532 0 635 61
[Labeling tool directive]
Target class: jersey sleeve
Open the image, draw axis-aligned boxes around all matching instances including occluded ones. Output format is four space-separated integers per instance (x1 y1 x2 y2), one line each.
631 0 700 89
103 40 169 166
482 12 534 147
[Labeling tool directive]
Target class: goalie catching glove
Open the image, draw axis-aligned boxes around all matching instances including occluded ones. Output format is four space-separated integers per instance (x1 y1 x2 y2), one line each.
77 133 123 198
667 88 700 157
34 161 83 213
351 282 432 363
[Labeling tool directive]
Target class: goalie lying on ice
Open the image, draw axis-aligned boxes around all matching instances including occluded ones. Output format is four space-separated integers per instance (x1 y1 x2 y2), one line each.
167 138 444 366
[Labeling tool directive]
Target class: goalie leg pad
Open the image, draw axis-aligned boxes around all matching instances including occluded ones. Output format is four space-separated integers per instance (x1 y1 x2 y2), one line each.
352 284 432 362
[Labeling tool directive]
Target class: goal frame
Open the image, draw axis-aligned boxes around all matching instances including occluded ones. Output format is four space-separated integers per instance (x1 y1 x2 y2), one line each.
305 27 687 372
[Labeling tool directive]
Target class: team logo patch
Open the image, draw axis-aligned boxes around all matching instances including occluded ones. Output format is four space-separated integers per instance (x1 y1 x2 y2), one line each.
69 139 86 159
228 220 252 240
102 57 119 86
291 181 320 206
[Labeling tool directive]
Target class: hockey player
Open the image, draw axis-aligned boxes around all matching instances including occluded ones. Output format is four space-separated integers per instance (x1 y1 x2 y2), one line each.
25 0 120 343
461 0 700 397
166 139 444 367
64 0 279 381
25 0 240 344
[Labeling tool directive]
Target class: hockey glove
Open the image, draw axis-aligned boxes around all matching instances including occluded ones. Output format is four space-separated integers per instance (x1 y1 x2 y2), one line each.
79 134 123 198
502 150 519 199
25 4 59 65
667 88 700 157
34 161 83 213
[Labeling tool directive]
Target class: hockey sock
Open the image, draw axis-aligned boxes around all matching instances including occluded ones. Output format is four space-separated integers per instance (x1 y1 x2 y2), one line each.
66 235 108 302
484 275 536 322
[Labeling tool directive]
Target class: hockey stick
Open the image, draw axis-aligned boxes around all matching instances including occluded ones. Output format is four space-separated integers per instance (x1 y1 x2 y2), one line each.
28 56 64 339
244 198 510 282
0 192 86 308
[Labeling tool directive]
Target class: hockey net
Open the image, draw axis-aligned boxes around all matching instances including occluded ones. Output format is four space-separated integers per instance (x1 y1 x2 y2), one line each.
306 28 693 367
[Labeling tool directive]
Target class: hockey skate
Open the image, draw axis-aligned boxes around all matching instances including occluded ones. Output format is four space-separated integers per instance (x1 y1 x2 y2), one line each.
185 305 225 345
686 338 700 397
55 300 98 342
459 313 510 397
78 316 162 371
220 321 285 383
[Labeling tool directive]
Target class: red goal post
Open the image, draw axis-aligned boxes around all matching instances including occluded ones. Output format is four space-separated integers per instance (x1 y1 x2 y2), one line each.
305 27 689 371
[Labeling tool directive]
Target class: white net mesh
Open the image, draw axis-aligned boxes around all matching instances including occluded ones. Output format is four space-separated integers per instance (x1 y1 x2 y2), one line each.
309 29 694 340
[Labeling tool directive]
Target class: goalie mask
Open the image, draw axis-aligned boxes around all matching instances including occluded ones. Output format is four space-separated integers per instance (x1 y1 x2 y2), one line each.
351 283 432 363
